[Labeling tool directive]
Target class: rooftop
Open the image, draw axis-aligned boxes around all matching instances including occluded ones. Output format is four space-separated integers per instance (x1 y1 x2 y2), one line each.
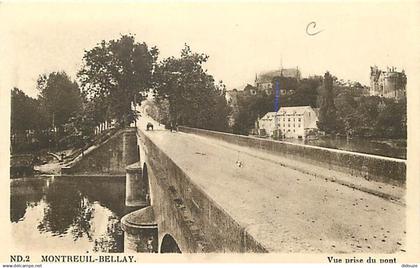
256 68 301 83
260 106 315 120
277 105 314 115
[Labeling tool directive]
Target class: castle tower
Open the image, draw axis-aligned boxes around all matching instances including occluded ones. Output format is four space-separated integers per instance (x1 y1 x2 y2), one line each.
370 66 406 99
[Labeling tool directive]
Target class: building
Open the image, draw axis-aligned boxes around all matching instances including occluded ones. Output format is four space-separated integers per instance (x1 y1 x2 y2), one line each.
255 67 301 95
243 84 258 96
225 84 262 127
225 89 239 106
370 66 406 99
225 89 240 127
257 112 277 137
257 106 319 139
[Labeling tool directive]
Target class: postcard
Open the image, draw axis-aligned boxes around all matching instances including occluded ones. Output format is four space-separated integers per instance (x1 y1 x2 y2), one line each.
1 1 419 265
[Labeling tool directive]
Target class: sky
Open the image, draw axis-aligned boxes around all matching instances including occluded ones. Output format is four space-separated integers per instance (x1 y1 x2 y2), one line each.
1 1 419 98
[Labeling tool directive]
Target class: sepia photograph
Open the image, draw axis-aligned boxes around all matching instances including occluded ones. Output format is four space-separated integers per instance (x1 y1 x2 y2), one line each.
1 0 419 265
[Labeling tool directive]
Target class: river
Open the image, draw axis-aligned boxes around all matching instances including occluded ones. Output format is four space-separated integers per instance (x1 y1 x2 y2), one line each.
290 137 406 159
10 176 140 253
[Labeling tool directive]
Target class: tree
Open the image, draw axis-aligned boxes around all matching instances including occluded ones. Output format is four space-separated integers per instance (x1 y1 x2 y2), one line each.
232 91 272 135
37 72 82 132
317 72 337 133
64 100 98 148
153 44 230 131
375 98 406 138
271 76 298 96
335 92 360 136
78 34 159 127
334 94 406 139
294 77 322 108
11 88 49 152
11 88 42 133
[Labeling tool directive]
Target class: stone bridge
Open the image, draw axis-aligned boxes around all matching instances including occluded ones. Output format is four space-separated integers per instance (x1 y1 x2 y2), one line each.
61 112 406 253
120 115 406 254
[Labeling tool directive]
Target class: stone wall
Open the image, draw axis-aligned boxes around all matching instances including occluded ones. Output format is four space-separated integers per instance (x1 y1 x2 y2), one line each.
178 126 406 187
62 128 139 175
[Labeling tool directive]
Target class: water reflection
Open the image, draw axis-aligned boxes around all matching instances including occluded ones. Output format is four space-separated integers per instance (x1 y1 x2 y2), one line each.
10 178 45 223
10 177 136 253
37 182 94 240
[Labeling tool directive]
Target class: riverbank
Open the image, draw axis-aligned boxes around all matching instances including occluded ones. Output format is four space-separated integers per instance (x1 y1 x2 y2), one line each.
285 136 406 159
34 161 63 175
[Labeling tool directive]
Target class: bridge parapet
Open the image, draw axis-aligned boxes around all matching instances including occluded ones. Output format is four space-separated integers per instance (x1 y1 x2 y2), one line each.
178 126 406 187
138 128 268 253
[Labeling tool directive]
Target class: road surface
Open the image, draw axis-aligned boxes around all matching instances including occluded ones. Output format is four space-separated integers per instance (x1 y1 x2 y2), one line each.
136 113 405 253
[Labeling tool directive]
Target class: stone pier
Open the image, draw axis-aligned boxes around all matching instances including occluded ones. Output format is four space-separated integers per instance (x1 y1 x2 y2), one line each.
125 162 149 207
121 206 158 253
122 127 139 166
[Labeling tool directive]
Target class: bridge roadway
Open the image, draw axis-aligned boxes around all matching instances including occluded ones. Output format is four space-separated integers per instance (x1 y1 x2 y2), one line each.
136 116 404 253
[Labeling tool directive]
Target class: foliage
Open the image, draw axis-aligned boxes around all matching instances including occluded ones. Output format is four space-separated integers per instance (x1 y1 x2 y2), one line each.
37 71 82 130
78 34 158 127
153 44 230 131
375 98 406 138
335 95 406 138
294 77 322 107
63 100 98 148
278 77 321 108
232 92 272 135
11 88 46 133
271 76 298 93
317 72 337 133
147 99 170 125
11 88 50 152
325 76 405 138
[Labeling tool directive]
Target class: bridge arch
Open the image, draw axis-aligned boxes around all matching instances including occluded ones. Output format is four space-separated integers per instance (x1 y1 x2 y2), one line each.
160 234 182 253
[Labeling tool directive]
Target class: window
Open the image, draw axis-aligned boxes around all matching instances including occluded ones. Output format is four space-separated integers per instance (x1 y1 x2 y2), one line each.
288 124 290 127
293 118 295 122
288 118 290 122
293 124 295 127
298 124 301 128
298 118 301 122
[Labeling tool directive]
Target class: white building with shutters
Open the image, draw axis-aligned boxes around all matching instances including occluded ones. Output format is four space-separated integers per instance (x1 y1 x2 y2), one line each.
257 106 319 139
